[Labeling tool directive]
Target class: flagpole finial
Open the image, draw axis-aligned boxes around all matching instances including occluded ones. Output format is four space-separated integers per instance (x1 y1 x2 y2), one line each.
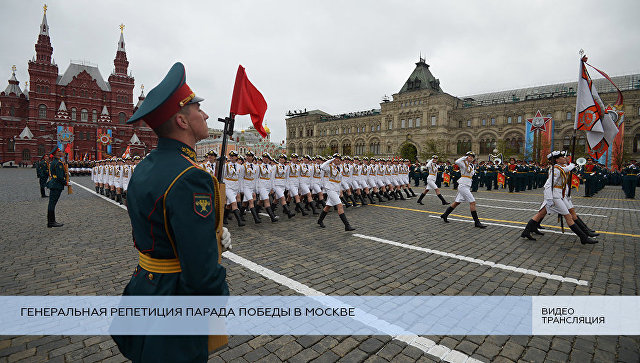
579 49 584 56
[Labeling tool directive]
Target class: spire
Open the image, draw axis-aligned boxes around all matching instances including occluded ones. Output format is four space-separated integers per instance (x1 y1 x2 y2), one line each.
54 101 70 121
40 4 49 36
34 4 53 64
113 24 129 75
118 24 126 52
58 101 67 111
134 84 145 110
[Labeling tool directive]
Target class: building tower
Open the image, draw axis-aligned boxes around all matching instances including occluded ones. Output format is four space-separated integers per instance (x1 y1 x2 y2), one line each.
107 24 135 125
27 4 59 123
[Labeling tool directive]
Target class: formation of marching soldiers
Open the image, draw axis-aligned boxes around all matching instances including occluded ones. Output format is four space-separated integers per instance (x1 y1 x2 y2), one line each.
90 156 142 205
201 150 419 231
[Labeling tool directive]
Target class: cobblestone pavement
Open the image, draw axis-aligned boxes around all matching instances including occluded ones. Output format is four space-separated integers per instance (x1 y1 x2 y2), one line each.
1 167 639 363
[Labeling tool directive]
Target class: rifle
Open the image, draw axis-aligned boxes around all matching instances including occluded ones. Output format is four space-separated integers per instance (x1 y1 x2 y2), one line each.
63 156 73 195
207 113 235 354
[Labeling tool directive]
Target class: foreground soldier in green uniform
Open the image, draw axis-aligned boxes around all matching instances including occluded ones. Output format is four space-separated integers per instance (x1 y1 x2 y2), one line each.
46 147 66 227
112 62 230 363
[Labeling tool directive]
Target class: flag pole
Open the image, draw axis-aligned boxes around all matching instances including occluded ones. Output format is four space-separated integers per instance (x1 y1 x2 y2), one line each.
567 130 577 197
215 113 235 181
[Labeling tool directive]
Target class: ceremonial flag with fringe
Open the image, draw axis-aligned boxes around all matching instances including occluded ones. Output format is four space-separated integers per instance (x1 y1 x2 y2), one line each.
574 56 623 160
571 173 580 191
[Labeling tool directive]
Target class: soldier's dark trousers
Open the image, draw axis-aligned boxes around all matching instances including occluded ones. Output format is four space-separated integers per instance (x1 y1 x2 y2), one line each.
39 178 48 197
48 189 62 213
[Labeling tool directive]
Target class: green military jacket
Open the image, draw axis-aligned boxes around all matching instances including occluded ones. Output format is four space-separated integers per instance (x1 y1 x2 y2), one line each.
36 160 49 179
46 158 66 190
113 138 228 363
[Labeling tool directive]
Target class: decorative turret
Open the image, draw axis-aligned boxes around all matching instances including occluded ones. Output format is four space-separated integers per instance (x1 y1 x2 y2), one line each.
2 66 24 96
98 105 112 123
54 101 70 121
134 85 145 111
399 57 442 94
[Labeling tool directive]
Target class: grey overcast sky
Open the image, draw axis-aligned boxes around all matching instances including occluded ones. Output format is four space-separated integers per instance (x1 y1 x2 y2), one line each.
2 0 639 143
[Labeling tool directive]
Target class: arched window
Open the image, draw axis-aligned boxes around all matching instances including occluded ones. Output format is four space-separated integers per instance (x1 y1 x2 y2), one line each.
479 139 486 154
22 149 31 161
8 139 15 152
119 112 127 124
634 133 640 153
71 108 77 121
9 106 15 116
38 104 47 119
342 142 351 155
81 109 88 122
369 141 380 155
37 144 45 156
92 109 98 122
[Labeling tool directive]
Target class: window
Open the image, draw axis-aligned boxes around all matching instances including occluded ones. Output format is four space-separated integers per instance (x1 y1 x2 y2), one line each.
431 116 436 126
8 139 15 152
86 132 91 141
92 109 97 122
416 118 420 127
119 112 126 124
482 119 486 126
377 125 380 131
37 144 45 156
71 108 77 121
371 125 375 132
507 116 512 124
467 120 471 127
518 116 522 123
369 141 380 155
61 89 65 97
39 125 45 131
388 121 393 130
566 112 572 120
458 121 462 128
408 119 413 128
78 132 84 140
22 149 31 161
491 118 496 125
401 119 405 128
81 109 88 122
387 145 392 153
38 104 47 119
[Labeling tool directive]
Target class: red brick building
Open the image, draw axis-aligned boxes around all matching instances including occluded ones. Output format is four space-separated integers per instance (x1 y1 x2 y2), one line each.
0 7 156 165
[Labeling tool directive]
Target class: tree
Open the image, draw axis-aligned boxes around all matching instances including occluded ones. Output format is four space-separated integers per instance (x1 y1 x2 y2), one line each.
419 139 446 162
398 142 418 161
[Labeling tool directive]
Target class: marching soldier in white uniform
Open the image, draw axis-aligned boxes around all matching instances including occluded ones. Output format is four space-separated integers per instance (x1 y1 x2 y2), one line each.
287 154 308 216
239 151 261 224
520 151 597 244
274 154 296 218
256 153 279 222
417 155 450 206
223 150 245 227
440 151 487 228
310 156 326 209
299 155 319 214
317 154 356 231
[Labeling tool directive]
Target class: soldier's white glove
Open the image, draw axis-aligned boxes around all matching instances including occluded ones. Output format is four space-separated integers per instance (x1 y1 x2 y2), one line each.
221 227 232 251
545 199 554 209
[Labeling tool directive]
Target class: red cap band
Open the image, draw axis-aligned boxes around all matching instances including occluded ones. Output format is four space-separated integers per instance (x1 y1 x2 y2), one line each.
144 83 195 129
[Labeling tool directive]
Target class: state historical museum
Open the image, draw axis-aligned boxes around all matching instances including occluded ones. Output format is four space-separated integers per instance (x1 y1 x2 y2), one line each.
0 7 157 164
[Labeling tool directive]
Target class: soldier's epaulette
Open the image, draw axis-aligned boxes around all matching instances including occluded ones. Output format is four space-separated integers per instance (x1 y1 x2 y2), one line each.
181 154 207 171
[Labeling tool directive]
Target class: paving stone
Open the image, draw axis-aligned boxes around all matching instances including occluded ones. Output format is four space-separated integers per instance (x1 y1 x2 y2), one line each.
297 336 324 349
265 336 296 353
331 337 360 357
311 350 340 363
337 348 368 363
358 338 384 354
248 336 275 350
521 347 546 363
243 346 270 362
312 337 339 353
274 341 303 361
288 348 321 363
220 343 253 361
498 341 524 361
6 348 36 363
473 341 500 360
401 345 424 359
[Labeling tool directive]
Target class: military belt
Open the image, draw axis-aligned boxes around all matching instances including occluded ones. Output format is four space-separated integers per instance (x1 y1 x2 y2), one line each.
138 251 182 273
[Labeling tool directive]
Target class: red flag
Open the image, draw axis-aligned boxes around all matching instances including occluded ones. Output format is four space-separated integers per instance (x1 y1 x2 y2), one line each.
497 173 506 187
571 173 580 191
64 143 71 154
230 65 268 137
443 172 450 184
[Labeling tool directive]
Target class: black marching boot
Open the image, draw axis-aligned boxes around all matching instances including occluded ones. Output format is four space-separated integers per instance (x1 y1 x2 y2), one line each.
296 202 308 216
341 196 350 208
440 206 454 223
397 190 405 200
408 188 417 197
309 201 319 215
266 206 279 222
576 217 599 236
521 219 538 240
471 210 487 228
40 187 48 198
570 223 598 245
282 204 296 219
367 193 375 204
339 213 356 231
117 194 123 205
417 192 426 205
317 210 327 228
377 192 385 203
437 194 450 205
359 194 367 206
250 207 262 224
223 209 230 225
404 189 411 198
574 218 598 237
47 211 64 228
95 186 99 194
349 194 359 207
232 209 246 227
